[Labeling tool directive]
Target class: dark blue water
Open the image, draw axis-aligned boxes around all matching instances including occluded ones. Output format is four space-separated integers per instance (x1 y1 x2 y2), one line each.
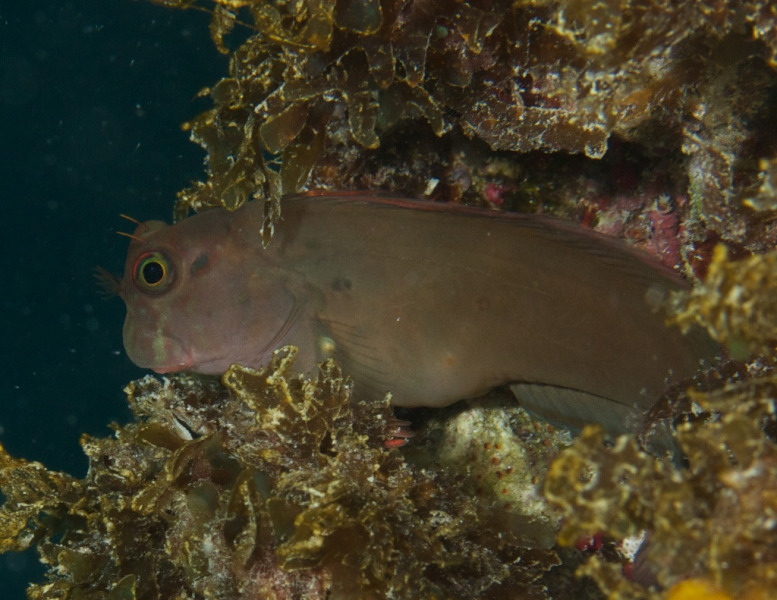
0 1 226 596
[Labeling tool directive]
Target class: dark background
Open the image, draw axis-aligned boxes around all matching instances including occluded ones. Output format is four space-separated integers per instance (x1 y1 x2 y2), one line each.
0 1 227 595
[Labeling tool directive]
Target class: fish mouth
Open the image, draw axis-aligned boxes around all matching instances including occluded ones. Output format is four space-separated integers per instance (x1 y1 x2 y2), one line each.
127 330 197 374
151 364 187 374
171 356 234 375
148 353 195 374
150 346 235 375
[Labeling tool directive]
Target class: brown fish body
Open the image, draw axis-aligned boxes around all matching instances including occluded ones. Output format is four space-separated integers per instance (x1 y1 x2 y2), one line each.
118 194 714 430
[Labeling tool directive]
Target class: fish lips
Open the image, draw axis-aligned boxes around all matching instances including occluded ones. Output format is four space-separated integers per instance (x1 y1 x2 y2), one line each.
123 321 194 374
124 320 238 375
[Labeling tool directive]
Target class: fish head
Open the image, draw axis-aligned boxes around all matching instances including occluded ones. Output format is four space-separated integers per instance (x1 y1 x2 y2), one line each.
116 211 299 375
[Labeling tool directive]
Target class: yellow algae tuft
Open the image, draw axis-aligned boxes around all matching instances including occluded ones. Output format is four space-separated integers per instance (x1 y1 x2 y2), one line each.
666 579 732 600
668 245 777 360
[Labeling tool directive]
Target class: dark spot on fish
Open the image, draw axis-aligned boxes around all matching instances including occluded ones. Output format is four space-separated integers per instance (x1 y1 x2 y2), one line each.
331 277 353 291
190 253 210 276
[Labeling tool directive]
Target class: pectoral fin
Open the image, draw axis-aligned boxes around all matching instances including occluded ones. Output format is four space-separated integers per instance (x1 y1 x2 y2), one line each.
317 316 393 402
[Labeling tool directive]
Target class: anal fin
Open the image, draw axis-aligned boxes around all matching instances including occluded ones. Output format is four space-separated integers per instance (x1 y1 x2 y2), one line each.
509 383 640 437
510 383 681 458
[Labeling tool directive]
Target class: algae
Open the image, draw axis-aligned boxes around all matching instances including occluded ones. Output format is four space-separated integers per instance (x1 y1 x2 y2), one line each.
1 348 573 599
156 0 777 259
544 247 777 600
668 244 777 360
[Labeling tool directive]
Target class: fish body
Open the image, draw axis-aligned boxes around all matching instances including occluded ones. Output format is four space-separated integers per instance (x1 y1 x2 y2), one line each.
117 193 715 432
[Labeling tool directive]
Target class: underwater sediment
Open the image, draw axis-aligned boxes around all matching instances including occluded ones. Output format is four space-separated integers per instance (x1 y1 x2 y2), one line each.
3 0 777 598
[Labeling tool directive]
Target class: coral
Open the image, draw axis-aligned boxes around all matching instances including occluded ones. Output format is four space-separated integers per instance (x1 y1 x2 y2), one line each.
0 348 571 599
403 392 571 550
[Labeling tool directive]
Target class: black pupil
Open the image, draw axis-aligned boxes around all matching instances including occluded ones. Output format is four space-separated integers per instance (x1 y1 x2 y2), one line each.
142 261 164 285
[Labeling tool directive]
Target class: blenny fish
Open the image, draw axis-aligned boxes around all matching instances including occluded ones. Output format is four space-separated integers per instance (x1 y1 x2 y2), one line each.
107 193 716 434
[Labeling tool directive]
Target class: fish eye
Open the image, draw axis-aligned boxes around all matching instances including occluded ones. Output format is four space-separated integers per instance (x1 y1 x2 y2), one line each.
133 251 174 294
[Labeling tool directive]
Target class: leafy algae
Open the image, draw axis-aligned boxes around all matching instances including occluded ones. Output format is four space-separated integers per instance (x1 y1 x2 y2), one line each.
544 246 777 600
1 348 569 599
155 0 777 256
